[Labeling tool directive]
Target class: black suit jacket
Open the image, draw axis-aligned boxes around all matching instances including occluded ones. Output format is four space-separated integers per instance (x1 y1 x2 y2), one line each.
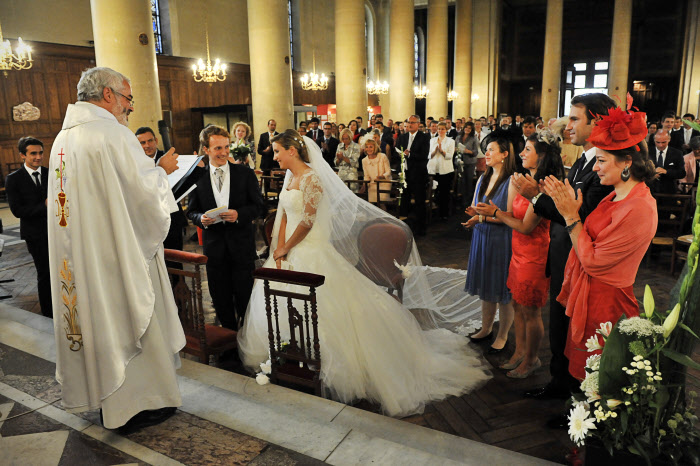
257 132 280 170
396 131 429 182
187 162 264 264
154 150 206 232
307 128 324 146
649 146 686 194
447 129 458 139
321 136 340 167
6 167 48 241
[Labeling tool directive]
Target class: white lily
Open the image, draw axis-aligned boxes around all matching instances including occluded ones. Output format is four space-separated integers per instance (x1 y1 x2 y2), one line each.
643 285 655 319
663 303 681 338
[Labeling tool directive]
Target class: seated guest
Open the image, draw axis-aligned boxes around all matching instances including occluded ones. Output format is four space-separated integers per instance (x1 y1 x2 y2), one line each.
680 136 700 186
542 104 657 380
650 130 685 194
230 121 256 169
6 137 52 318
427 122 455 220
476 129 565 378
336 128 360 191
361 138 391 203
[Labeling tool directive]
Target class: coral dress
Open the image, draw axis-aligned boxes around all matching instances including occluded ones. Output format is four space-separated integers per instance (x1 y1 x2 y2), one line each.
557 182 657 380
507 194 550 307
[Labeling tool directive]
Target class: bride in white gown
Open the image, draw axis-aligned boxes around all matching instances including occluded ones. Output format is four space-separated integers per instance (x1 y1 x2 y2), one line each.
238 130 490 417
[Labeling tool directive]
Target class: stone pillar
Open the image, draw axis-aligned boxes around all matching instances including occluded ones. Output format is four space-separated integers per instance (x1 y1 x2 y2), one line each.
90 0 162 133
389 0 415 123
247 0 294 144
335 0 367 127
608 0 632 99
540 0 563 120
425 0 448 119
677 0 700 116
471 0 500 118
453 0 473 120
374 0 392 117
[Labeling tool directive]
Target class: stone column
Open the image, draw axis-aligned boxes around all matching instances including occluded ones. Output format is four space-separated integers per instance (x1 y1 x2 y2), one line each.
540 0 563 120
677 0 700 116
90 0 162 133
425 0 448 119
471 0 500 118
608 0 632 99
453 0 473 120
335 0 367 126
389 0 415 122
247 0 294 144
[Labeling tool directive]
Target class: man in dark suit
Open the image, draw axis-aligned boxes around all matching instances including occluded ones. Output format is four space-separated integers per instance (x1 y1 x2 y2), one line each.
445 118 458 139
136 127 205 266
680 113 700 152
515 116 537 155
375 121 394 156
650 130 685 194
257 119 280 174
397 114 430 236
307 117 324 146
514 94 617 422
320 122 339 167
188 126 264 330
6 137 52 318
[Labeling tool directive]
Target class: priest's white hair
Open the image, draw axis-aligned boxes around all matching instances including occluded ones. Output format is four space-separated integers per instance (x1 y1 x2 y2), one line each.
77 67 131 103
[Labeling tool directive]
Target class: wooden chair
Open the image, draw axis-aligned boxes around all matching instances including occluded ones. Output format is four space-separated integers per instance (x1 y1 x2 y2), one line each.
260 169 286 204
342 178 371 201
164 249 238 364
253 267 326 396
647 193 693 266
356 219 413 302
671 234 695 275
375 180 401 217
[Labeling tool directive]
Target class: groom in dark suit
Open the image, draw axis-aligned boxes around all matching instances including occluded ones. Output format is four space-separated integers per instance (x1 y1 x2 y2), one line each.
6 137 52 317
188 126 264 330
396 115 430 236
514 94 616 421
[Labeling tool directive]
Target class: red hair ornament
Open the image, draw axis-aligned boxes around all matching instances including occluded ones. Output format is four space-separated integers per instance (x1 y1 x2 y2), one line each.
587 93 647 151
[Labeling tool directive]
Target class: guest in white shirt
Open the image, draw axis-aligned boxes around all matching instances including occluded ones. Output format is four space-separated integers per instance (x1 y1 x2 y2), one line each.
428 122 455 219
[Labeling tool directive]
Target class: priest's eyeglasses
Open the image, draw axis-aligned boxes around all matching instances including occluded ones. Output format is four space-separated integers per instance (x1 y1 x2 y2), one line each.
111 89 135 108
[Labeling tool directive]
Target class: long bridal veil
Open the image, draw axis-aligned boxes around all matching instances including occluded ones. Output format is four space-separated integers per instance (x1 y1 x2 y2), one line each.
267 134 482 333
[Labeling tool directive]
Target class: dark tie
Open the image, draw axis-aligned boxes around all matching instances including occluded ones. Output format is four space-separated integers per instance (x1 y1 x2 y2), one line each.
572 157 585 183
32 171 41 188
657 151 664 168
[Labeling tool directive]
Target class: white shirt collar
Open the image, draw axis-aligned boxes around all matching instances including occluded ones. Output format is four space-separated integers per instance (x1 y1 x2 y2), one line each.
209 161 229 175
24 164 41 177
583 147 597 164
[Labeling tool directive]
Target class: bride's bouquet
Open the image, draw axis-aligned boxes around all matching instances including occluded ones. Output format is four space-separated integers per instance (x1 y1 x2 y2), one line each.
230 139 251 163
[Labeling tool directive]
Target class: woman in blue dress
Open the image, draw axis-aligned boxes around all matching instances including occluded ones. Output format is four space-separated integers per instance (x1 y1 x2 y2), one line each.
463 136 516 353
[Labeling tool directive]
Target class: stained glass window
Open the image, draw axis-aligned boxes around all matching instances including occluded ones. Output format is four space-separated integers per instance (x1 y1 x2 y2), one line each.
288 0 294 69
151 0 163 54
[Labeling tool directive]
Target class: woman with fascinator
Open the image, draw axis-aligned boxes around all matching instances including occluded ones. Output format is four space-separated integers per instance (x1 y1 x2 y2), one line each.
238 130 491 417
542 100 658 380
475 129 565 378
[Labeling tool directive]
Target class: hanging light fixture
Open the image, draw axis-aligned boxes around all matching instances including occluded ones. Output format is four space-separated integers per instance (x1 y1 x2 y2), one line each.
447 90 458 101
0 21 33 75
414 77 429 100
367 79 389 95
192 17 226 83
300 52 328 91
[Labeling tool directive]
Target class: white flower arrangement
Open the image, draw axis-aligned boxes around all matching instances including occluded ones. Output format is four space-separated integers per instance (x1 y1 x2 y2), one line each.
585 334 603 352
568 403 597 446
393 259 412 279
617 316 664 337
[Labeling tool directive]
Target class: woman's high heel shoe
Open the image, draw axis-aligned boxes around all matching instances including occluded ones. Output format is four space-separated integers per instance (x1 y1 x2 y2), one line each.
499 356 524 370
468 331 493 343
506 359 542 379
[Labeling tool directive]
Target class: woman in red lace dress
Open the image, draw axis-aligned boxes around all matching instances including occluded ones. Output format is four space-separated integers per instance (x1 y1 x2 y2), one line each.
543 102 658 380
476 130 565 378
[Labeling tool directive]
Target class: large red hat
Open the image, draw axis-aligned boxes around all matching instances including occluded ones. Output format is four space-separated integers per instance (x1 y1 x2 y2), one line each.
587 93 647 151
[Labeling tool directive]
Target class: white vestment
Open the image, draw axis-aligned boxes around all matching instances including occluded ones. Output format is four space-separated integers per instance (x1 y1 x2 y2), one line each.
48 102 186 428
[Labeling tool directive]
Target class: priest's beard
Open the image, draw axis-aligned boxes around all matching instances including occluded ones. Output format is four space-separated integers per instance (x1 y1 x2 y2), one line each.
112 100 130 127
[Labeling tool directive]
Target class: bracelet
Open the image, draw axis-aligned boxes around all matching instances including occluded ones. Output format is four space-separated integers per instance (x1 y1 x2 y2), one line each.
531 193 543 205
565 219 581 234
492 208 499 219
479 215 484 223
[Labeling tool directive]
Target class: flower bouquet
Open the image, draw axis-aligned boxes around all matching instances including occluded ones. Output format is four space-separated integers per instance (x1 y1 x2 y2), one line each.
394 146 408 206
230 140 251 163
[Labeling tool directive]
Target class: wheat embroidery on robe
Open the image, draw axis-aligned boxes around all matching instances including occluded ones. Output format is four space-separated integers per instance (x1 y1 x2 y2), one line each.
60 258 82 351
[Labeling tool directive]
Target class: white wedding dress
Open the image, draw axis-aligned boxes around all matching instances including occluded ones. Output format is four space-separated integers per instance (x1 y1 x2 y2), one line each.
238 167 490 417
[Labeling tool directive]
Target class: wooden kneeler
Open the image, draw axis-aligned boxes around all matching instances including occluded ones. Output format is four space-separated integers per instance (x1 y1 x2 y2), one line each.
253 267 325 397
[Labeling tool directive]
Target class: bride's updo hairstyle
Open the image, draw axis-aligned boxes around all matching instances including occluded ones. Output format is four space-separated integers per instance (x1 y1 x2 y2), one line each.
271 129 310 163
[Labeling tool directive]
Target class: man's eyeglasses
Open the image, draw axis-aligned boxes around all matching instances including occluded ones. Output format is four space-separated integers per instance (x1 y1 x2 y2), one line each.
111 89 135 107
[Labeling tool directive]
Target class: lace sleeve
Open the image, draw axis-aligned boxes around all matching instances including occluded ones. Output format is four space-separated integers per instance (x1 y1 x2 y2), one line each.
299 171 323 228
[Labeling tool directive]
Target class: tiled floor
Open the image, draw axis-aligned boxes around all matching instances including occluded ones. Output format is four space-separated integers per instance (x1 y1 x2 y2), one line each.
0 202 696 465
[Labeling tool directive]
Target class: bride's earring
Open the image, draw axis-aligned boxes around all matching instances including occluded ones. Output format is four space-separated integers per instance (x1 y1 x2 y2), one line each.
621 165 631 182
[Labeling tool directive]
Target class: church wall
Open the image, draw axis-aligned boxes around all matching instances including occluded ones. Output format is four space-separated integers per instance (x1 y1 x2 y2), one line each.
0 0 94 47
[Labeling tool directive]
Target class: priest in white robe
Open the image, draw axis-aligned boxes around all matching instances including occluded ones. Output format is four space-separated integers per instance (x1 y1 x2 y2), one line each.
48 66 186 431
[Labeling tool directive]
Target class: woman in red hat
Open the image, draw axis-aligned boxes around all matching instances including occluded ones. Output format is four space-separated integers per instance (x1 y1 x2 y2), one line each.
542 98 658 380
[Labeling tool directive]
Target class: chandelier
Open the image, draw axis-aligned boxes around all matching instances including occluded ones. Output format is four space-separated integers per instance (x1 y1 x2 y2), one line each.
192 24 226 83
0 21 32 74
300 53 328 91
447 90 458 101
414 83 429 100
367 79 389 95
